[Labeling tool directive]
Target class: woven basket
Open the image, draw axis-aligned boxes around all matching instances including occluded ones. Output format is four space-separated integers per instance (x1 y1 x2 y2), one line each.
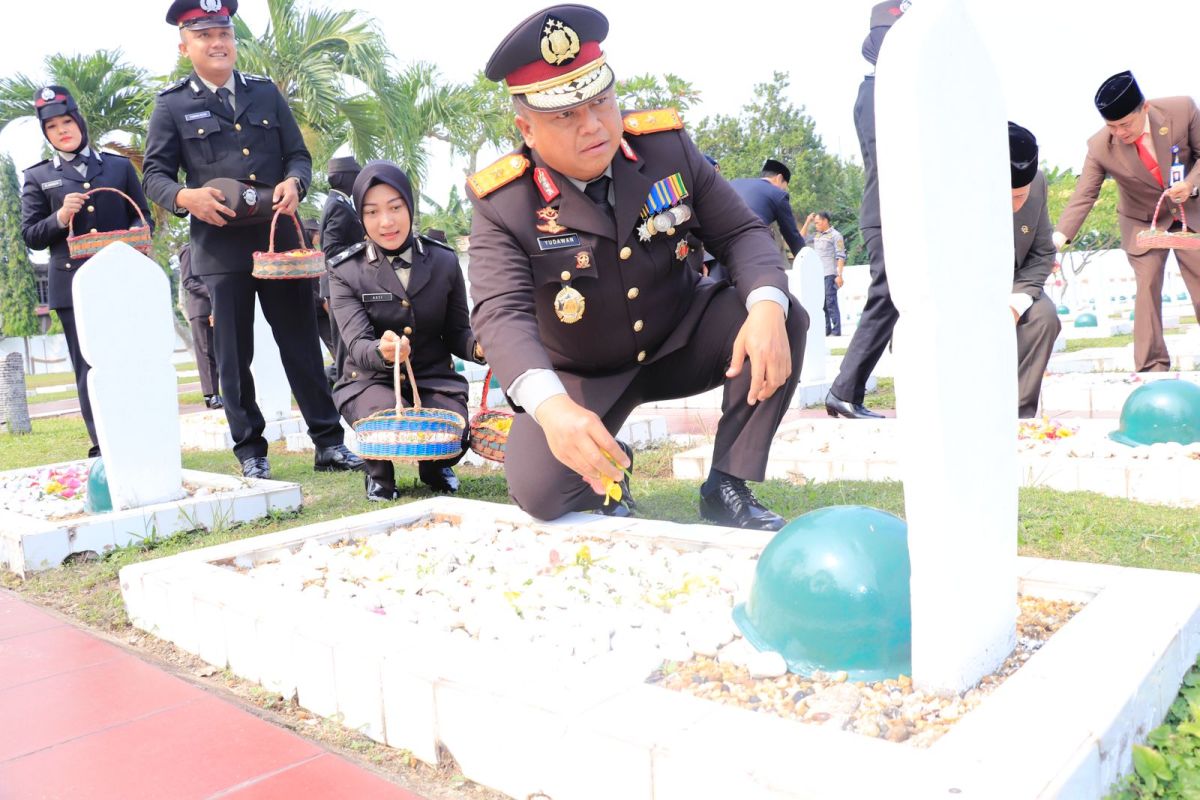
1137 190 1200 251
251 211 325 279
469 368 513 463
353 358 466 462
66 187 153 258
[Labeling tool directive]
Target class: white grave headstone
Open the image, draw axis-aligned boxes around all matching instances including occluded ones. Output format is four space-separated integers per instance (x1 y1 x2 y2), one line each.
876 0 1016 694
73 242 184 509
796 247 829 382
251 297 293 421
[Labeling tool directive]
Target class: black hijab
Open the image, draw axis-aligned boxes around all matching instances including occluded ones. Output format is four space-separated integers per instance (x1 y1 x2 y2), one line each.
352 160 414 256
33 85 89 155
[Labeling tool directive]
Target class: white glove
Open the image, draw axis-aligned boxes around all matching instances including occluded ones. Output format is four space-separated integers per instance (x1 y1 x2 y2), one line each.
1052 231 1068 252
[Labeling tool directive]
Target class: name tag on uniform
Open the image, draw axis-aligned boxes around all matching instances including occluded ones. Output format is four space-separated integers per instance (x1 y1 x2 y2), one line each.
362 292 394 303
184 111 212 122
40 180 63 190
537 233 581 251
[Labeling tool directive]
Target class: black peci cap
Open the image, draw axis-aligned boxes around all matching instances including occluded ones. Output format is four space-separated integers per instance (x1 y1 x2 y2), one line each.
762 158 791 184
203 178 273 226
1095 71 1144 122
1008 122 1039 189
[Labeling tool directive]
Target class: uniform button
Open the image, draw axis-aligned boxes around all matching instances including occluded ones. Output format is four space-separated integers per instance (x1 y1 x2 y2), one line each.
620 247 632 260
633 320 644 332
627 287 639 300
87 205 94 213
637 351 646 363
197 128 204 134
65 262 72 269
90 228 98 233
401 299 410 307
403 326 413 335
242 148 250 156
399 372 407 381
262 119 270 126
249 174 257 181
82 182 91 189
351 371 358 378
234 123 242 131
560 270 571 281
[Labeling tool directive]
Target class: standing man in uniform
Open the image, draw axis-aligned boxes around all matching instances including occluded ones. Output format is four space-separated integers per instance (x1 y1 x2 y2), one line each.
1009 123 1061 418
21 85 154 458
319 156 364 385
729 159 806 261
467 4 807 531
178 243 222 409
1054 71 1200 372
825 0 908 419
143 0 362 478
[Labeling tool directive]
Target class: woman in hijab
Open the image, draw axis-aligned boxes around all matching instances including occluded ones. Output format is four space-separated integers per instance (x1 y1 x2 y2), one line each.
20 85 154 458
328 161 484 501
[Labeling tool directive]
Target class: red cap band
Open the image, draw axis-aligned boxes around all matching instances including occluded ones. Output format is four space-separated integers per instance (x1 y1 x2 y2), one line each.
505 41 602 91
178 6 231 24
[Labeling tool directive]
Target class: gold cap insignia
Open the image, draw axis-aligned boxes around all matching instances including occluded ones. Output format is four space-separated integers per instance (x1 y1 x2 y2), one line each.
541 17 580 67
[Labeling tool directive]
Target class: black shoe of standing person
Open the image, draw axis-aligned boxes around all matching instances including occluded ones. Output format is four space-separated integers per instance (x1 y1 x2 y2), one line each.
204 394 224 410
824 390 884 420
240 456 272 480
314 443 365 472
87 445 101 458
699 475 786 531
365 472 399 502
419 464 459 494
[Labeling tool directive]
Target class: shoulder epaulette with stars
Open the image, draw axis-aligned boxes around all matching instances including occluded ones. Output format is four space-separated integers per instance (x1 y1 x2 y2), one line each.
328 240 367 268
158 77 188 96
623 108 683 136
241 73 272 83
419 234 456 253
467 153 531 198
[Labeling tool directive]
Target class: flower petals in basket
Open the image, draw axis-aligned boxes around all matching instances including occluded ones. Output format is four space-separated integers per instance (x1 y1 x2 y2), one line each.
1137 190 1200 251
251 211 325 279
353 358 466 462
66 187 153 258
469 368 512 463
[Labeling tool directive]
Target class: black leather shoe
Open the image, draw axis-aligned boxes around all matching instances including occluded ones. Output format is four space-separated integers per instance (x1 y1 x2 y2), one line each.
204 394 224 410
365 473 398 502
241 456 272 480
314 443 365 472
825 390 884 420
699 476 785 531
598 440 636 516
419 465 459 494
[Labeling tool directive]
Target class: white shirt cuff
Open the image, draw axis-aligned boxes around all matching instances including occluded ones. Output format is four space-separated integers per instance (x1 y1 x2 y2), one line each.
507 368 566 424
746 287 790 318
1009 292 1034 319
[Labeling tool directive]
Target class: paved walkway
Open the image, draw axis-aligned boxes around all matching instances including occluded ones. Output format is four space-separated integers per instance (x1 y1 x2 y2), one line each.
0 592 425 800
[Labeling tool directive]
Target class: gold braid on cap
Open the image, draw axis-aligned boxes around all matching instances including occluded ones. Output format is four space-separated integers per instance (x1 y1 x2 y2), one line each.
506 55 608 96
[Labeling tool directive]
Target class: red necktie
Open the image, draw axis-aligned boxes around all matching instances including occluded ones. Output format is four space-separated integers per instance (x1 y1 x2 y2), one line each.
1134 134 1164 187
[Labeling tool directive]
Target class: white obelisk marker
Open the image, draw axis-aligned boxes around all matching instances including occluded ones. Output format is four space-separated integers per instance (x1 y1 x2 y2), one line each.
797 248 829 383
875 0 1017 694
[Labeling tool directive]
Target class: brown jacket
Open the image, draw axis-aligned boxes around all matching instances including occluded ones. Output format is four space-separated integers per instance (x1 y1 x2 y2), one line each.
465 112 790 415
1057 96 1200 256
1014 171 1055 299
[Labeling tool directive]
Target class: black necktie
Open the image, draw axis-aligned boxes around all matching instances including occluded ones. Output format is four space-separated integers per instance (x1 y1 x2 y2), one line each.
584 175 612 214
216 87 233 115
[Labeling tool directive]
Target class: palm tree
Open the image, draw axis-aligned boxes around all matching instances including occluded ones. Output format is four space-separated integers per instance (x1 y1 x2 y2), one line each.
0 50 154 167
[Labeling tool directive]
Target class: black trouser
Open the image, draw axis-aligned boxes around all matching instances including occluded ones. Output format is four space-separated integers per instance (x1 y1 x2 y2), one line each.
204 271 344 461
831 226 897 404
57 308 99 457
188 315 219 397
823 274 842 336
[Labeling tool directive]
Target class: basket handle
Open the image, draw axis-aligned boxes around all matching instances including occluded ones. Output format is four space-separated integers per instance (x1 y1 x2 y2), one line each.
1150 189 1191 234
393 357 421 413
480 367 494 411
67 187 150 238
267 210 306 254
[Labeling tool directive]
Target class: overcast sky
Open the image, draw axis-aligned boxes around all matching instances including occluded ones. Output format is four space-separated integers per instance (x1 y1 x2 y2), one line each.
1 0 1195 206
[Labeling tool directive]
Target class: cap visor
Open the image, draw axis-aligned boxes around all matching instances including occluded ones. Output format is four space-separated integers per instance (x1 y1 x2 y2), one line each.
181 17 233 30
1107 431 1141 447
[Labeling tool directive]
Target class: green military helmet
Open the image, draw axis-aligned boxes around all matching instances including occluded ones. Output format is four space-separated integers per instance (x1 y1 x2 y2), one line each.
733 506 911 681
1179 292 1189 302
1109 380 1200 447
1129 311 1136 320
1056 304 1070 316
84 458 113 514
1074 312 1098 328
1163 294 1171 304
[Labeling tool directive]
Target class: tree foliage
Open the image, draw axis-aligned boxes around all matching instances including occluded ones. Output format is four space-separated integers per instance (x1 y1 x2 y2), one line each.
616 73 701 114
0 154 40 338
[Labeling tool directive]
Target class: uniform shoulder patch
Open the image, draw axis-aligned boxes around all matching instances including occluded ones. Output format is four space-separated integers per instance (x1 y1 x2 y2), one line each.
419 234 456 252
23 158 50 173
158 77 188 96
623 108 683 136
328 240 367 268
467 153 531 198
241 72 272 83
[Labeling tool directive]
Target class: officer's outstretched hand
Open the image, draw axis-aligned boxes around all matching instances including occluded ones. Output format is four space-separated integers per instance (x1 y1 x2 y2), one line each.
176 187 235 227
535 394 629 495
273 178 300 215
727 301 791 406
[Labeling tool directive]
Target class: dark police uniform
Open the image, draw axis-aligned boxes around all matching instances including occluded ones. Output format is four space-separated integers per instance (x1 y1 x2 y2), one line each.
21 148 153 456
728 177 805 257
827 1 907 416
142 69 345 464
319 189 363 383
328 235 479 487
177 244 220 402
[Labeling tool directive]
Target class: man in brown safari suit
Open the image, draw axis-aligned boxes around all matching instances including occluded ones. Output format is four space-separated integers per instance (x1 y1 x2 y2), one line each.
1055 70 1200 371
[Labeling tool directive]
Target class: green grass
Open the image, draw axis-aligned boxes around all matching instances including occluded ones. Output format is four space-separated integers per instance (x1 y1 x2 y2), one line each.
867 376 895 410
24 361 199 390
830 347 847 356
1064 328 1184 353
1182 315 1196 325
